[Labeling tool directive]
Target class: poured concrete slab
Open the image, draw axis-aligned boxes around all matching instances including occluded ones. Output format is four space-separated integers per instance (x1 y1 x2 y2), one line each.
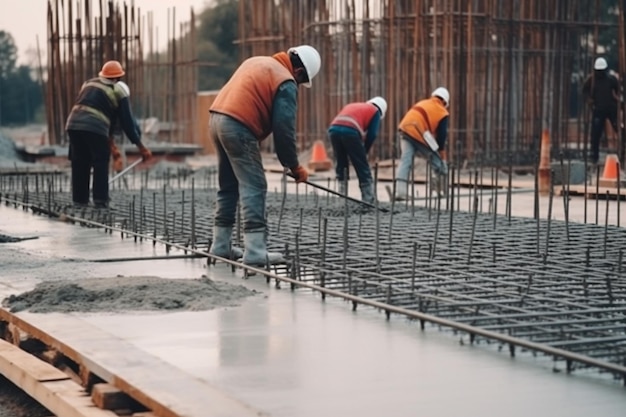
1 205 625 417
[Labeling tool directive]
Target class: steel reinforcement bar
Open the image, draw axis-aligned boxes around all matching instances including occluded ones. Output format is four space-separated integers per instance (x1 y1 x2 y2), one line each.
0 172 625 383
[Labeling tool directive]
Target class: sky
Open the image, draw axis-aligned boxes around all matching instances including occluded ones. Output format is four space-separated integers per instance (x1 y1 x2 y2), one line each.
0 0 211 66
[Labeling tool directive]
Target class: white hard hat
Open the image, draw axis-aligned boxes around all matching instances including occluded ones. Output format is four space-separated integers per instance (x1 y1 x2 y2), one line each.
287 45 321 88
594 57 608 70
367 96 387 119
432 87 450 107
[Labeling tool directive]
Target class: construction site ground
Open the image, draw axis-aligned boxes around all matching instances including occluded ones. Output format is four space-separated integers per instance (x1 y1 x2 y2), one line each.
1 161 626 416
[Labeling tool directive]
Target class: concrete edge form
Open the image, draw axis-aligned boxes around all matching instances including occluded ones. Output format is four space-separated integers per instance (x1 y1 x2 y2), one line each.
0 308 270 417
0 337 119 417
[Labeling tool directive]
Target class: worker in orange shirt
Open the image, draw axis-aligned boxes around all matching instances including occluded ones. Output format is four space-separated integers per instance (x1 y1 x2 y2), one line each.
208 45 321 266
394 87 450 201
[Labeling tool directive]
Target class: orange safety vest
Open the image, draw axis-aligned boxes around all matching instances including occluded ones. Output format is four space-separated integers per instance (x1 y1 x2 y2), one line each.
210 56 294 140
330 102 379 139
398 97 449 148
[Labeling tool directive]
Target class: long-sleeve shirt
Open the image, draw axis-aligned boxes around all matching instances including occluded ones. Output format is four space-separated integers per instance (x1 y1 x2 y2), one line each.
436 116 449 149
271 80 299 169
582 70 619 113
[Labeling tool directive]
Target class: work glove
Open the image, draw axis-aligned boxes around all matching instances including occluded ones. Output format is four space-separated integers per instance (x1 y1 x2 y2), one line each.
290 165 309 183
138 144 152 162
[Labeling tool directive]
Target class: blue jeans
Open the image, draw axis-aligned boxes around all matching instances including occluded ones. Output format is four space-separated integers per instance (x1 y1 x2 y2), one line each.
396 132 447 181
328 129 373 187
209 113 267 232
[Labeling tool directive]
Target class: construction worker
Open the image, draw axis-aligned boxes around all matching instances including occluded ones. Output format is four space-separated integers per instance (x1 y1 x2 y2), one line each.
208 45 321 266
394 87 450 201
328 97 387 204
582 57 620 167
66 60 152 208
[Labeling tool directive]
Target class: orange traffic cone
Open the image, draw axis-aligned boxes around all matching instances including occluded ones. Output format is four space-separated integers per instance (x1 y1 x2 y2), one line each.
307 140 332 172
538 129 551 195
599 154 621 187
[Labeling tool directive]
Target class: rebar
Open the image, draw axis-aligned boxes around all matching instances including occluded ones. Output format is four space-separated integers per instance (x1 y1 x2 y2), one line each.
2 171 625 382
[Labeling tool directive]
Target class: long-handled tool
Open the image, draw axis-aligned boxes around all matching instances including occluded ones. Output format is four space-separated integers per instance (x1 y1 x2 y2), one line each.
286 172 390 213
109 158 142 184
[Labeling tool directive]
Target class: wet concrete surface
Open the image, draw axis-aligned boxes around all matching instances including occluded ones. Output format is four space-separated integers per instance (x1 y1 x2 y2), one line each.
1 198 626 416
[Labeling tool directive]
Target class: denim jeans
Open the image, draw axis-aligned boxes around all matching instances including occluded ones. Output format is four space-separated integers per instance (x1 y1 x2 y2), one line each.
209 113 267 232
328 130 373 188
396 132 447 182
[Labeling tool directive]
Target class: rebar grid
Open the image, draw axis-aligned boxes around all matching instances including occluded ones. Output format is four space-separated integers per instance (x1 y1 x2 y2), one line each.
1 172 625 381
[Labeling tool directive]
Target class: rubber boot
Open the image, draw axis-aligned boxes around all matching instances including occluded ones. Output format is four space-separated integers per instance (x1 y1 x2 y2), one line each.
394 179 408 201
360 183 375 204
242 230 285 266
338 181 347 195
209 226 243 260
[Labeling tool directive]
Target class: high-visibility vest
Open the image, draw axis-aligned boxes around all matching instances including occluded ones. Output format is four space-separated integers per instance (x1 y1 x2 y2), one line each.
330 102 379 139
210 56 295 140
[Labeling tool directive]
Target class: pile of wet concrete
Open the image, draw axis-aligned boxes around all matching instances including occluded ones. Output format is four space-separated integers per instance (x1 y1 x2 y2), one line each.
2 276 258 314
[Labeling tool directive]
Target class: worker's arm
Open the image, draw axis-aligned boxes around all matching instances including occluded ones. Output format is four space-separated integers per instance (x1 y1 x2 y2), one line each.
364 111 381 154
113 81 142 146
117 98 142 145
435 116 449 152
271 80 300 169
610 74 620 101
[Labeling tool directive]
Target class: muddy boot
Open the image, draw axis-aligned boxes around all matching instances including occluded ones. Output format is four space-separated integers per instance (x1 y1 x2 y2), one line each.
394 179 408 201
209 226 243 260
242 230 284 267
360 182 375 204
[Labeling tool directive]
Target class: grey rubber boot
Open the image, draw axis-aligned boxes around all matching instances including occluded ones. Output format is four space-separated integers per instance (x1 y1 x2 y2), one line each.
242 230 285 266
360 183 375 204
338 181 347 195
209 226 243 260
394 179 408 201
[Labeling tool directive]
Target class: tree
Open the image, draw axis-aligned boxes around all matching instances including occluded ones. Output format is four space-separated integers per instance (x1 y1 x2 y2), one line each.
0 30 17 78
0 30 43 125
197 0 239 90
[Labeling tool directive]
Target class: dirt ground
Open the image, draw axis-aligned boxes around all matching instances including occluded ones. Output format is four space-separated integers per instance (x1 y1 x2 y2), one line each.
0 375 51 417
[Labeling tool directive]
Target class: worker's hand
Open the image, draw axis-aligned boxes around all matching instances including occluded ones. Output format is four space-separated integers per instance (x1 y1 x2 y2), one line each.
112 153 124 172
109 138 121 158
138 144 152 162
290 165 309 183
109 139 123 172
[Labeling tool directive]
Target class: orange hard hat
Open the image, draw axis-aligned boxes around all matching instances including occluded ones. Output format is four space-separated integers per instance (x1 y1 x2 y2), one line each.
99 60 125 78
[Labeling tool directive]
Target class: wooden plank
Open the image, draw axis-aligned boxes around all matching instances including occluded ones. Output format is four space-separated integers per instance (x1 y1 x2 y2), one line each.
0 339 118 417
0 338 68 382
566 185 626 200
92 383 134 410
0 310 269 417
